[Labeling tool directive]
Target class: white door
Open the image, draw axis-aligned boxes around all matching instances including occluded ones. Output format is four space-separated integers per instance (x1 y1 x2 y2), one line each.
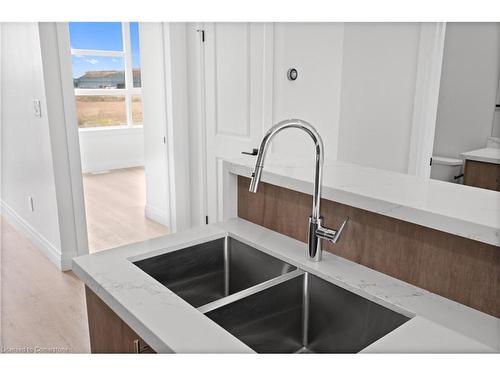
202 23 273 222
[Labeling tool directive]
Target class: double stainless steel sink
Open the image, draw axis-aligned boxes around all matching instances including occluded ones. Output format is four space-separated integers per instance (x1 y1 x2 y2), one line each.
134 236 410 353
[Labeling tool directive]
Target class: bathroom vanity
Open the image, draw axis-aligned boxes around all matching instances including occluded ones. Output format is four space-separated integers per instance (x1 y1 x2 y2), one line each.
461 147 500 191
73 158 499 353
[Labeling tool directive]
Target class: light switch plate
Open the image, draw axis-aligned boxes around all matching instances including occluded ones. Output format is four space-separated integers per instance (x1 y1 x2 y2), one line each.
33 99 42 118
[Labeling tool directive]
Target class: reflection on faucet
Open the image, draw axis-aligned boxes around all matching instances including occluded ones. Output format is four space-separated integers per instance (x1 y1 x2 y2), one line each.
248 119 349 261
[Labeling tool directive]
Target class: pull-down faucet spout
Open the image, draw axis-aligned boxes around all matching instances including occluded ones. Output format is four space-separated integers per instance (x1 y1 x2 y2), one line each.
248 119 348 261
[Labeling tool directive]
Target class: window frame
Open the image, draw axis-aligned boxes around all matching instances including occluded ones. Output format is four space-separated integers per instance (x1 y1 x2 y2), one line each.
71 22 142 129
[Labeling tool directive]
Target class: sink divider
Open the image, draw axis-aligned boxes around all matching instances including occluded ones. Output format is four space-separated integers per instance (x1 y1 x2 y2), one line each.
197 269 305 314
223 237 230 297
301 273 309 350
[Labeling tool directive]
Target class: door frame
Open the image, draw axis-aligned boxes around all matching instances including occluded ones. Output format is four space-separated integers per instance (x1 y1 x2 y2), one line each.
199 23 274 223
185 22 209 227
43 23 90 261
407 22 447 178
160 22 192 232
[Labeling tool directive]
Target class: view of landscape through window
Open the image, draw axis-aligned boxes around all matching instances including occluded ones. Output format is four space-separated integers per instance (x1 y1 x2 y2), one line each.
69 22 143 128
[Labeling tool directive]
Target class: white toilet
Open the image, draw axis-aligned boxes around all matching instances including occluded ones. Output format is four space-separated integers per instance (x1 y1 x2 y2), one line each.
430 156 463 183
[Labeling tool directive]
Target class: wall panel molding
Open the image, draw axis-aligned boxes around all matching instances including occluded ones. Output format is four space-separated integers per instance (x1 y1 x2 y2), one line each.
213 23 251 138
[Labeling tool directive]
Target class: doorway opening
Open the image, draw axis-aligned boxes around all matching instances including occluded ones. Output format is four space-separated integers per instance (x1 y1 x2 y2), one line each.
68 22 169 252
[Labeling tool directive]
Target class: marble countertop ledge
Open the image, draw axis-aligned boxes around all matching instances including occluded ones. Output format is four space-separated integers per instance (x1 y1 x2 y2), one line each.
461 147 500 165
224 156 500 247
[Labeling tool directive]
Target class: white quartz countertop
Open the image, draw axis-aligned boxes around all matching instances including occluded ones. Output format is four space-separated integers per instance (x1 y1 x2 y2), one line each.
461 147 500 165
73 219 499 353
361 316 496 353
224 157 500 247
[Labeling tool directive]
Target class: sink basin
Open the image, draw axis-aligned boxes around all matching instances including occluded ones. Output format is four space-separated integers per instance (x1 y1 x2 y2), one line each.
134 235 409 353
205 272 410 353
133 237 296 307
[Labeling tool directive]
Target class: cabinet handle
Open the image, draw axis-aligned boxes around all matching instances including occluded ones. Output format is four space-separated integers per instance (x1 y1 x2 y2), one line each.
133 338 153 354
241 148 258 156
133 339 140 354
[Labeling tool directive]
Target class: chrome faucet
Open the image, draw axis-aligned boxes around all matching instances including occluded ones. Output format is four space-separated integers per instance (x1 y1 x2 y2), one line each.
248 119 349 261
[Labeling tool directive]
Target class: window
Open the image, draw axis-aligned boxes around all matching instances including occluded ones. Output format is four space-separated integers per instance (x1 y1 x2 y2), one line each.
69 22 142 128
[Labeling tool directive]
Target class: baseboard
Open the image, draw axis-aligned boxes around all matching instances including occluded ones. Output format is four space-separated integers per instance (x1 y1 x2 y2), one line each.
145 204 169 227
0 199 64 271
81 160 145 174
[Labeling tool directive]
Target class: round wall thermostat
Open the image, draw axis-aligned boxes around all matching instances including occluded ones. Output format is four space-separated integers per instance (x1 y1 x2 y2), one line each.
287 68 298 81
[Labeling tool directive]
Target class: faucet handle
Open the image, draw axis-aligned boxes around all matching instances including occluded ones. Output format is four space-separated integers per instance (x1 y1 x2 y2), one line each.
316 217 349 244
332 217 349 243
241 148 259 156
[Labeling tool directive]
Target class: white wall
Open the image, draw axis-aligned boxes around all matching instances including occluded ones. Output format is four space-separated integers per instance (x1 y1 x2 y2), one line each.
433 23 500 158
0 23 62 265
337 23 421 173
271 23 344 164
78 127 145 173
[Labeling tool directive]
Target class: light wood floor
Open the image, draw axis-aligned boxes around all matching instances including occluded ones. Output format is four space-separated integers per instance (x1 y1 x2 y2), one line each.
1 217 90 352
83 167 169 253
1 166 169 352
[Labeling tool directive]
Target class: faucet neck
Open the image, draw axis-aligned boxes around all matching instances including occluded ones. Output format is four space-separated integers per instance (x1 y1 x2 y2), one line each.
250 119 324 221
311 141 323 221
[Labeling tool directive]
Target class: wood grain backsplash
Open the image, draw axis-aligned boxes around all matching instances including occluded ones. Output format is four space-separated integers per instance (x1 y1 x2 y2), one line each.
237 176 500 318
